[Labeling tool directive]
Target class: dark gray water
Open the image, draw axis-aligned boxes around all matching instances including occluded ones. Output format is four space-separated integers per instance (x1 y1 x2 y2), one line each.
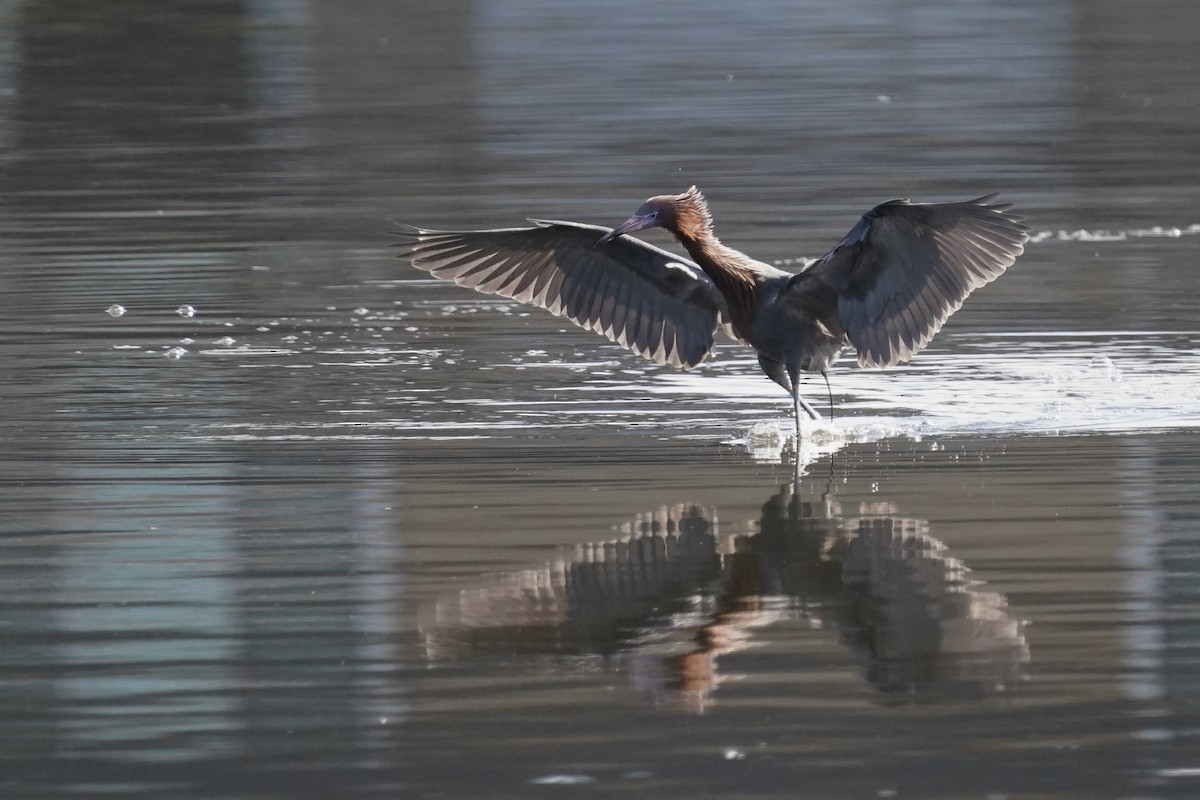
2 2 1199 798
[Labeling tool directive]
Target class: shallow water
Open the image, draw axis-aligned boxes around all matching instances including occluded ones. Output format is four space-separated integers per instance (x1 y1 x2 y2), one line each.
2 2 1200 799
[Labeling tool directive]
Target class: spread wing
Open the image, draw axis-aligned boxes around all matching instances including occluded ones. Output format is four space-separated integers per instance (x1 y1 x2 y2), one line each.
799 195 1028 368
393 220 731 369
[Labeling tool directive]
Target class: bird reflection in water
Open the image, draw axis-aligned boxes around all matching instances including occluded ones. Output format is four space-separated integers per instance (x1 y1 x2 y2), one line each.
419 483 1029 712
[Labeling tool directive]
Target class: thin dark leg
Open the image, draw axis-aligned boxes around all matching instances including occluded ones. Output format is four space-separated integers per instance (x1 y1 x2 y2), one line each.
788 365 822 445
793 389 802 441
792 382 823 426
821 370 834 422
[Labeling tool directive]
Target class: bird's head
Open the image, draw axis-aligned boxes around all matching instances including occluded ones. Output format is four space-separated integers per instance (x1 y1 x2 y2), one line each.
597 186 712 244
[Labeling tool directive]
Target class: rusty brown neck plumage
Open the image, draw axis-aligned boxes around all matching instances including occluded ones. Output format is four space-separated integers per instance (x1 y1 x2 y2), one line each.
666 196 764 332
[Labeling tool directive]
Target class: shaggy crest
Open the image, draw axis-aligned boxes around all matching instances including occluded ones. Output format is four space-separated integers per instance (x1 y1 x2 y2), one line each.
670 185 715 241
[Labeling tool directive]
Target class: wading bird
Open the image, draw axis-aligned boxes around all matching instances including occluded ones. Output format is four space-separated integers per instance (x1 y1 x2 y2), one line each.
394 187 1027 436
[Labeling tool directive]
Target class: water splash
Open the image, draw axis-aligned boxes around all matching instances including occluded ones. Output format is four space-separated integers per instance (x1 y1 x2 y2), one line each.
681 332 1199 462
733 418 852 470
175 319 1195 451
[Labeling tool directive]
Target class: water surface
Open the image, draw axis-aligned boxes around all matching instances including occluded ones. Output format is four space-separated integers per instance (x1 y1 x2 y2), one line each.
2 2 1199 798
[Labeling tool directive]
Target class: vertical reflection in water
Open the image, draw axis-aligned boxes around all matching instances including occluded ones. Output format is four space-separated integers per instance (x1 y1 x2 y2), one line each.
220 454 406 787
1115 437 1200 790
246 0 312 119
15 457 412 777
50 467 239 756
1119 445 1166 705
420 479 1029 711
0 17 12 154
1117 440 1172 792
346 478 409 774
1 454 412 793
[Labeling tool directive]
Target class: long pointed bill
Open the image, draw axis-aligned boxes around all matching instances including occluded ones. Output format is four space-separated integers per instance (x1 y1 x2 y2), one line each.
596 214 652 245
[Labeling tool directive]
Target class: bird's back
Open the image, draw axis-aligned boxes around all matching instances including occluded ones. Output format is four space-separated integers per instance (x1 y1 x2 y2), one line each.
748 270 851 375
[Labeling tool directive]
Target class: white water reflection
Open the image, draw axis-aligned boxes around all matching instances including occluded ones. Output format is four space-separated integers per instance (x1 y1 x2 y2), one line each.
1028 223 1200 244
657 331 1200 439
183 329 1198 459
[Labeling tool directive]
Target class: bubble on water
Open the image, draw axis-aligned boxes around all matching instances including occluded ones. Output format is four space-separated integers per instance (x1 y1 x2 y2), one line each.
179 337 195 345
175 304 196 318
353 307 370 316
165 346 188 360
214 336 237 346
106 304 126 317
723 748 745 761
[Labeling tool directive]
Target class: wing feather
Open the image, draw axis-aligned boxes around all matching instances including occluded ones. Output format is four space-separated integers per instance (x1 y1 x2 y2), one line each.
800 195 1028 367
394 220 731 369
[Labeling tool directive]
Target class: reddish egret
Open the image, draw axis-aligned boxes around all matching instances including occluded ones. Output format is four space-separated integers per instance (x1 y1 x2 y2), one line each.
395 187 1027 435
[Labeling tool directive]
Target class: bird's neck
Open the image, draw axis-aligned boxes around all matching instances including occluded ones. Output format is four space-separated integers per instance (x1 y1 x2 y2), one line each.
672 229 765 330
